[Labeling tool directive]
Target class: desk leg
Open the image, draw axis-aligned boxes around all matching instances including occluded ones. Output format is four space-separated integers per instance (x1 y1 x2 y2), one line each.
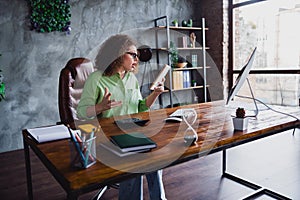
222 149 226 175
221 149 292 200
23 138 33 200
222 149 260 190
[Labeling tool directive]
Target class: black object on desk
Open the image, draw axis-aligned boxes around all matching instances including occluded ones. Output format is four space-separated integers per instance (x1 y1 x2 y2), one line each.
114 118 150 126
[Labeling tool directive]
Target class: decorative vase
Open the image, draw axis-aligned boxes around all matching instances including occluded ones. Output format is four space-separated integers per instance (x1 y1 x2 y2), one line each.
187 19 193 27
232 117 248 130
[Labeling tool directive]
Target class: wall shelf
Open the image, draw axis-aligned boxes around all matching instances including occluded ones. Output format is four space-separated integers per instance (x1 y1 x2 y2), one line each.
172 85 210 92
172 66 211 71
153 16 209 106
155 26 209 31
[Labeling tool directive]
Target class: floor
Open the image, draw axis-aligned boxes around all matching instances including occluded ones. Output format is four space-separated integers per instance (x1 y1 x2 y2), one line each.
0 129 299 200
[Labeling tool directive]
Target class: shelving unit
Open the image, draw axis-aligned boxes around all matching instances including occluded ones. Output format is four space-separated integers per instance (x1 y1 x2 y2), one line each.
153 16 209 107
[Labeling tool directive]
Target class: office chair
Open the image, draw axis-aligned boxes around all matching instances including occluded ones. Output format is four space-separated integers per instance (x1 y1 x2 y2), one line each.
58 57 118 199
58 57 95 129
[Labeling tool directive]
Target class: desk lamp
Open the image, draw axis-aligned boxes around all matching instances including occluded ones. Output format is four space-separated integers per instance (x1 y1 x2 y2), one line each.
138 45 153 97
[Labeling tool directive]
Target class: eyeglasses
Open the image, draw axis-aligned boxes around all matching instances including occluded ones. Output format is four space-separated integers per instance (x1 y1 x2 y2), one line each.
126 52 139 59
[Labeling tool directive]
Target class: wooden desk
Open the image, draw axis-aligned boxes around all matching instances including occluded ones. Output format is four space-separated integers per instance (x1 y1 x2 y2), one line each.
23 101 300 199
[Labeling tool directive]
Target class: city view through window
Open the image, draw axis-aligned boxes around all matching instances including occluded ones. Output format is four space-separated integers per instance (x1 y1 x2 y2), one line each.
233 0 300 106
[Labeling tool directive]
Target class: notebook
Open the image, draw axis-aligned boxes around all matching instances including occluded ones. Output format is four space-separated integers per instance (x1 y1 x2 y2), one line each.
110 132 157 153
27 124 72 143
100 143 150 157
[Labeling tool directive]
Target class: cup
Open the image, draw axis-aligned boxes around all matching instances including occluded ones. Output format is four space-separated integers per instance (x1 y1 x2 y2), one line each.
70 132 96 169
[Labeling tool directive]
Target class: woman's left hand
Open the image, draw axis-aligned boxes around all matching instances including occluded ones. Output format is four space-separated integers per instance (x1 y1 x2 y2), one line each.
153 78 165 93
146 78 165 108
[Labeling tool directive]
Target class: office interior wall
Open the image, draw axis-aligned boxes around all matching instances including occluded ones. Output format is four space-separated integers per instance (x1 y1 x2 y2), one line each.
0 0 225 153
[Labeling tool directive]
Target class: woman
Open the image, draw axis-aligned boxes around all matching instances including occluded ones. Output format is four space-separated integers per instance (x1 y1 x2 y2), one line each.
77 34 166 200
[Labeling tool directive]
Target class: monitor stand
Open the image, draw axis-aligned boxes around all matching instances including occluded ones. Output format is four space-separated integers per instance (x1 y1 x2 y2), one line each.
237 78 259 118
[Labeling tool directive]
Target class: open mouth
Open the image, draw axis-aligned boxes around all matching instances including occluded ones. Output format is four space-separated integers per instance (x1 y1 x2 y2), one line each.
131 63 137 70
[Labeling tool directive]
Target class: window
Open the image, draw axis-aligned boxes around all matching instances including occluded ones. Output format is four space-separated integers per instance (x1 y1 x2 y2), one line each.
230 0 300 106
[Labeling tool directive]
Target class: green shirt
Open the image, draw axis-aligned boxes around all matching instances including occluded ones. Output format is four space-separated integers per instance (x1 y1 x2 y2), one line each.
77 70 148 119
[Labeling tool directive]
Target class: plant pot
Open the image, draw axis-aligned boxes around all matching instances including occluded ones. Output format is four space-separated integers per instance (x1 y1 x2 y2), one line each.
232 117 248 130
176 62 187 68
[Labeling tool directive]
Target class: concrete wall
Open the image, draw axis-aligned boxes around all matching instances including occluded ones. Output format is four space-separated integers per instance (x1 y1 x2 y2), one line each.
0 0 225 153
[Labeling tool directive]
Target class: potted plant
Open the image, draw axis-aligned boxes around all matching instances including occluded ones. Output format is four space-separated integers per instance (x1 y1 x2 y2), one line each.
171 19 178 27
232 107 248 130
176 56 187 68
191 80 197 87
169 42 188 68
169 41 178 68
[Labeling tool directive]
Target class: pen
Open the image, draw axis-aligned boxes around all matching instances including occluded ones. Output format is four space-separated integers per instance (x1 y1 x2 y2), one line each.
67 125 86 165
84 136 96 166
84 128 96 167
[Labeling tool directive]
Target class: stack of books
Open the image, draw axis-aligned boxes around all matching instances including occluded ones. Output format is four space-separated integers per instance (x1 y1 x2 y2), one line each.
172 71 191 89
172 71 183 90
101 132 157 157
110 132 156 152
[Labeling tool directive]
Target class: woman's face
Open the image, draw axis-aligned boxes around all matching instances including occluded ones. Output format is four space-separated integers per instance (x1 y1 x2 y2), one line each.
121 45 139 72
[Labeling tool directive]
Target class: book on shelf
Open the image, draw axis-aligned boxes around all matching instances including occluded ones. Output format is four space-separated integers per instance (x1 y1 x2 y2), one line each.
172 71 183 90
177 71 184 89
27 124 72 143
172 71 177 90
178 36 188 48
183 71 191 88
191 54 198 67
110 132 157 153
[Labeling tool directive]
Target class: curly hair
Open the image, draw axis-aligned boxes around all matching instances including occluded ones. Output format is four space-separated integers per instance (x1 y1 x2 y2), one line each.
95 34 138 76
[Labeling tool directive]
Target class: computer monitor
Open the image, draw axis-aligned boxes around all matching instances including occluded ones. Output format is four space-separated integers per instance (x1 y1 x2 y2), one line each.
226 47 257 115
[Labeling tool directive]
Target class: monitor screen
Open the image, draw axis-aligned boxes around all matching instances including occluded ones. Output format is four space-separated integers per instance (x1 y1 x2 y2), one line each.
226 47 257 105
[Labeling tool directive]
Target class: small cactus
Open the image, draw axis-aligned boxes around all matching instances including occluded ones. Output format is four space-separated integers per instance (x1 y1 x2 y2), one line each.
236 107 246 118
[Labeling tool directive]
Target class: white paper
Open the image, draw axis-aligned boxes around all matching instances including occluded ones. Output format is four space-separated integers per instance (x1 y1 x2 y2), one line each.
27 124 71 143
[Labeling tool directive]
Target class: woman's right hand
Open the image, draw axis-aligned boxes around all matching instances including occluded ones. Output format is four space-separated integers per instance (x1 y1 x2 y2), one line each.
86 88 122 118
98 87 122 112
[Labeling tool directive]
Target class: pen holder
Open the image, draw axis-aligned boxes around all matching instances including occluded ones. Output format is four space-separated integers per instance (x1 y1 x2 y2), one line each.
69 135 96 169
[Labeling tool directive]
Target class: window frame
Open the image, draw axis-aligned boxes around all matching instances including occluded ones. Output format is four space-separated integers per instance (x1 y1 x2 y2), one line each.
228 0 300 92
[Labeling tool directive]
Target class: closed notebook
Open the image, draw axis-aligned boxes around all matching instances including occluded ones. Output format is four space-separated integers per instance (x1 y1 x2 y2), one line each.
110 132 157 152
